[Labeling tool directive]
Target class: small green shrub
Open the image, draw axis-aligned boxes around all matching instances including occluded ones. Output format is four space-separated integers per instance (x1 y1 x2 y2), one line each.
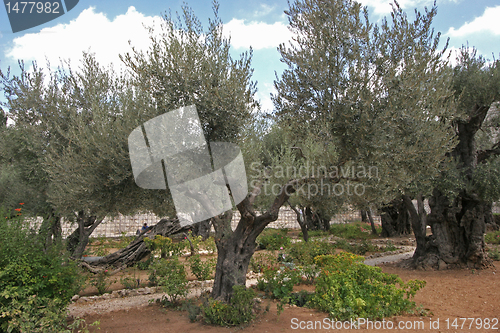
184 231 204 253
286 239 336 265
150 257 188 305
201 236 217 254
120 269 139 289
257 228 291 250
249 252 277 273
136 256 153 270
485 230 500 244
188 254 216 281
299 230 330 238
289 290 314 307
89 269 114 295
257 265 301 300
329 222 380 239
3 297 100 332
182 298 202 322
0 210 84 332
488 248 500 261
310 253 426 320
353 239 378 255
144 235 185 258
202 286 256 326
298 264 320 284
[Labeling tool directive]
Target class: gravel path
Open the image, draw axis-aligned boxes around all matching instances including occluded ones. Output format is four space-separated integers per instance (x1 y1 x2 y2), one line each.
364 248 415 266
68 279 260 318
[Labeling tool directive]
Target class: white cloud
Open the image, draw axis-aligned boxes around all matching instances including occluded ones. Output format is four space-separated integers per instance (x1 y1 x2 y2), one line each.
446 6 500 37
256 82 275 113
442 46 462 67
5 6 162 71
357 0 460 15
356 0 432 15
253 4 275 17
223 19 291 50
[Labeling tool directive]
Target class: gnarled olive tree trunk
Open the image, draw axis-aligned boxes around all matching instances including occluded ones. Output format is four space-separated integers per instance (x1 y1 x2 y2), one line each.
411 105 494 269
39 208 62 250
89 218 191 267
67 211 104 259
422 189 491 269
211 181 298 302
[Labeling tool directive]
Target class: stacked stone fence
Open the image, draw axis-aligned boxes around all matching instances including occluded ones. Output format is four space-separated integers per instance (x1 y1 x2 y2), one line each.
27 199 498 239
25 207 379 239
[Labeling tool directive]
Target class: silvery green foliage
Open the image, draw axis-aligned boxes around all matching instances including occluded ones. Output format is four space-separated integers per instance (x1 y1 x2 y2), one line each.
272 0 457 209
1 2 257 221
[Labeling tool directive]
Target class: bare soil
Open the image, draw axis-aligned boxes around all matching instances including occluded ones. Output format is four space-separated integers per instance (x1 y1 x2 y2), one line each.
78 260 500 333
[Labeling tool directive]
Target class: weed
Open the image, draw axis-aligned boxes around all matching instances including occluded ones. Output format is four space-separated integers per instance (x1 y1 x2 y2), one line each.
384 240 398 252
120 269 139 289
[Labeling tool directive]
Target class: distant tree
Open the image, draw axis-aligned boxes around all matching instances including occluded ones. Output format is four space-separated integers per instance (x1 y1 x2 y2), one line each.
0 64 65 248
379 197 411 237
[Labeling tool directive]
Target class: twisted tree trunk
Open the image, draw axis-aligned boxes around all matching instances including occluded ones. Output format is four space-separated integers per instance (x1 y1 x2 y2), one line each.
67 211 104 259
89 218 191 267
211 180 299 302
412 105 494 269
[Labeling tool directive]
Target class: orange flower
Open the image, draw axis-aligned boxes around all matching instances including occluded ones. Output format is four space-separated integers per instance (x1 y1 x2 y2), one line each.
19 203 24 205
14 208 21 212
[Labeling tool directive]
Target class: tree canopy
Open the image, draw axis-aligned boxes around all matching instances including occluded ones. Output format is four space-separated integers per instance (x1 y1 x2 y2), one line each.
272 0 457 210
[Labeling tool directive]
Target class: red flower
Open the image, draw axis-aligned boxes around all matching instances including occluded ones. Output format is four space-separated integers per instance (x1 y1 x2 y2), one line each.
19 203 24 205
14 208 21 212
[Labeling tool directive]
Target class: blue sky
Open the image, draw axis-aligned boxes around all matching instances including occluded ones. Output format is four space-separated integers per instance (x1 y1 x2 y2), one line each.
1 0 500 113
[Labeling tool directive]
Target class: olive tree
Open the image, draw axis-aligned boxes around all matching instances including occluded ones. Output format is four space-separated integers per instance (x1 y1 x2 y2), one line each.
421 48 500 269
273 0 457 260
